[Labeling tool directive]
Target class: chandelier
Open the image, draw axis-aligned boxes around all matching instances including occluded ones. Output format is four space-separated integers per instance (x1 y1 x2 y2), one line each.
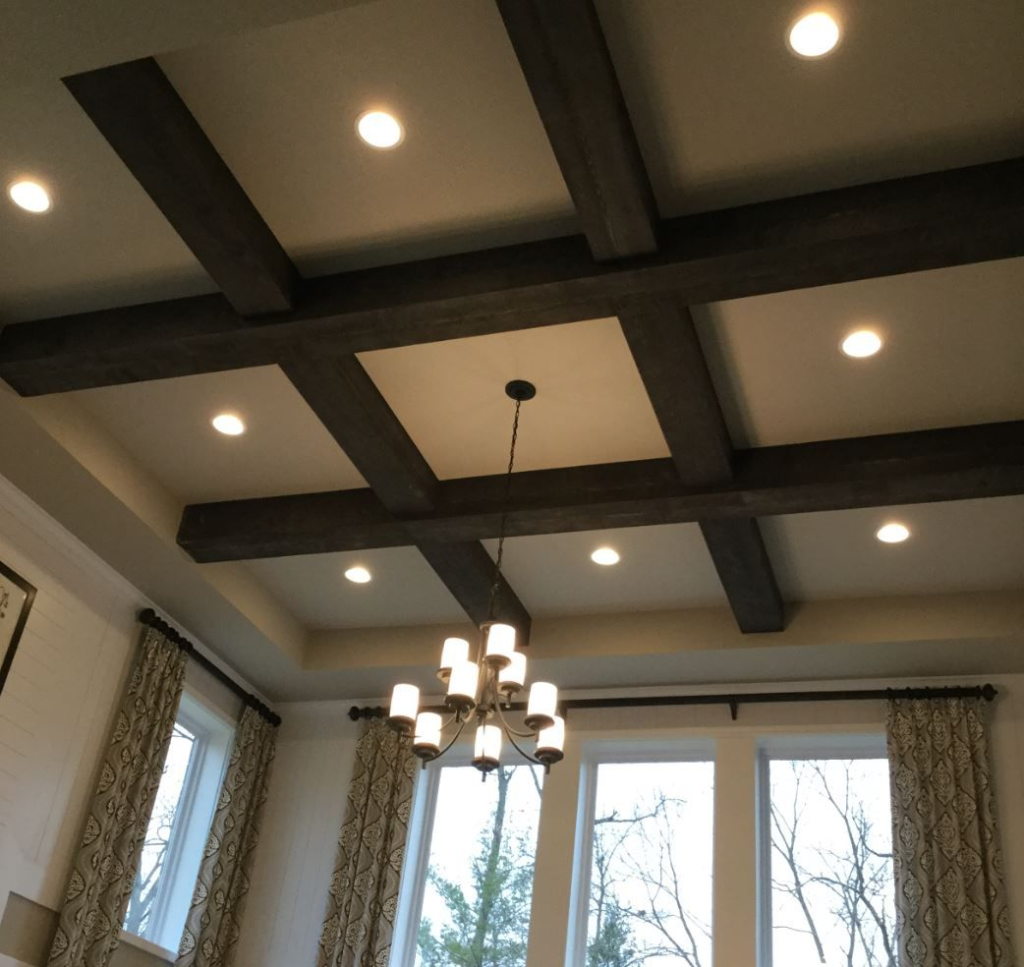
387 380 565 774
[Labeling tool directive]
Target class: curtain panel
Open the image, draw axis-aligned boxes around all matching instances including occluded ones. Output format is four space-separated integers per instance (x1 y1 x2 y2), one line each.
887 697 1017 967
177 705 278 967
317 718 417 967
48 625 187 967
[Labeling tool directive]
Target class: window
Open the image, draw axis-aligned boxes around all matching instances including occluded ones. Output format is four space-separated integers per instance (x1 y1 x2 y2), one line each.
392 760 545 967
761 742 896 967
571 748 715 967
122 690 234 954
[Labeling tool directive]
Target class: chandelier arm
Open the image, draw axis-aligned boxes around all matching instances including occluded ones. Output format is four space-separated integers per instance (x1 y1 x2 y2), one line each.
493 695 538 739
440 709 462 730
501 723 545 768
429 715 469 761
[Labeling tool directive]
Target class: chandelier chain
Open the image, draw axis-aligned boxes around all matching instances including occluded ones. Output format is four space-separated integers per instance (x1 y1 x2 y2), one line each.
487 397 522 621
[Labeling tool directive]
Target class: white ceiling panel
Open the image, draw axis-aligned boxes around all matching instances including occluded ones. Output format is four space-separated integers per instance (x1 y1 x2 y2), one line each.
763 497 1024 601
0 81 213 323
245 546 468 629
359 317 670 479
697 259 1024 448
483 524 726 617
160 0 577 276
598 0 1024 215
70 365 366 502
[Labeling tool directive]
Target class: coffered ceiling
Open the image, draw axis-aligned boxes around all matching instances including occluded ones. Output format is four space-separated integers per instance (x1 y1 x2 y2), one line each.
1 0 1022 699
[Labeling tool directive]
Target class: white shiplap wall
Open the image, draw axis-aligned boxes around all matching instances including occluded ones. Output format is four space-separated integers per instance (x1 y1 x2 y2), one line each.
231 702 362 967
0 474 143 916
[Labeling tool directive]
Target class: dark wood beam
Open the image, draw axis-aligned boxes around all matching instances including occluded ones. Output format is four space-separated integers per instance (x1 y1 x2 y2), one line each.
698 519 784 634
281 354 531 640
62 56 528 637
3 158 1023 395
63 58 299 315
497 0 658 259
619 296 782 630
618 297 733 486
177 420 1024 561
498 0 780 632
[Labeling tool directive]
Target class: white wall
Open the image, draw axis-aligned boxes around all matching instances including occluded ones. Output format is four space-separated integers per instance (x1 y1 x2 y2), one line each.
0 474 145 923
232 702 364 967
0 474 245 967
246 679 1024 967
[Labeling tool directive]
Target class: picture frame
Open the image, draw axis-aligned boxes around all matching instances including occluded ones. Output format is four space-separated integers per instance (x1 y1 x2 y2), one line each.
0 561 36 697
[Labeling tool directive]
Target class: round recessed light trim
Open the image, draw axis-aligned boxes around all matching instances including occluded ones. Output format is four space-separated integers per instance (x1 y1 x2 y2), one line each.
841 329 883 358
211 413 246 436
590 547 621 566
356 110 404 149
876 522 910 544
8 179 52 213
788 11 841 58
345 565 373 584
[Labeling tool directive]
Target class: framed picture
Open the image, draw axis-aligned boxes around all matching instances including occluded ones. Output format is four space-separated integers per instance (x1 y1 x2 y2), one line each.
0 561 36 697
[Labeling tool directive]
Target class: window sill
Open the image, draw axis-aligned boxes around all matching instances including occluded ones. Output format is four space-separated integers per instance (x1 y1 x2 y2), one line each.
119 929 177 963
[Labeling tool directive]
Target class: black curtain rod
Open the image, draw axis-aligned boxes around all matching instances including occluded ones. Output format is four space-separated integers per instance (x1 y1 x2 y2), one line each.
138 608 281 727
348 683 997 724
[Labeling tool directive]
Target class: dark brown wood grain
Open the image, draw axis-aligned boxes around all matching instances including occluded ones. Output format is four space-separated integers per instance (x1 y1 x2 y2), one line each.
282 355 531 640
3 158 1022 395
497 0 659 259
177 420 1024 560
501 0 782 632
63 58 299 316
618 297 733 486
698 519 784 633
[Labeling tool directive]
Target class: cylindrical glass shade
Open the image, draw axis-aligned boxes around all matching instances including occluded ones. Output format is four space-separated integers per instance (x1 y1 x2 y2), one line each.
525 681 558 731
413 711 442 758
498 651 527 694
438 637 470 680
446 659 478 711
473 724 502 772
388 683 419 733
484 623 516 668
536 715 565 764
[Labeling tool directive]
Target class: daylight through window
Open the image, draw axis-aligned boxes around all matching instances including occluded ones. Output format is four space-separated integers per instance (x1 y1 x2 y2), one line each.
410 764 544 967
121 691 234 954
765 756 896 967
581 759 715 967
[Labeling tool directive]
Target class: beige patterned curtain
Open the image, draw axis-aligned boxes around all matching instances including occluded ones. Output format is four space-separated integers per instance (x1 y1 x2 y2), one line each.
177 705 278 967
317 717 417 967
887 697 1017 967
49 625 187 967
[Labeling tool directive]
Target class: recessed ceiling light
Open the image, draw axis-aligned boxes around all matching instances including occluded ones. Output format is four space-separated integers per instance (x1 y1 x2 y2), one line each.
590 547 620 566
345 566 372 584
356 110 404 149
211 413 245 436
841 330 883 358
876 522 910 544
788 11 841 58
8 180 52 213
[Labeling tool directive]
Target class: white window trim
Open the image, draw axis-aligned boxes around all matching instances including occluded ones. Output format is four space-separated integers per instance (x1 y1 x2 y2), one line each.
121 687 235 954
565 738 717 967
756 733 888 967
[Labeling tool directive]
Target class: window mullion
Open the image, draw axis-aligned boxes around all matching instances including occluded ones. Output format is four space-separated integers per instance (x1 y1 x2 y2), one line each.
713 735 759 967
524 737 584 967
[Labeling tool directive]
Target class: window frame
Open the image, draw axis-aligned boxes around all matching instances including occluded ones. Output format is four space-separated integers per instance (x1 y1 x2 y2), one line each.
121 687 235 955
565 738 717 967
756 734 890 967
389 738 549 967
